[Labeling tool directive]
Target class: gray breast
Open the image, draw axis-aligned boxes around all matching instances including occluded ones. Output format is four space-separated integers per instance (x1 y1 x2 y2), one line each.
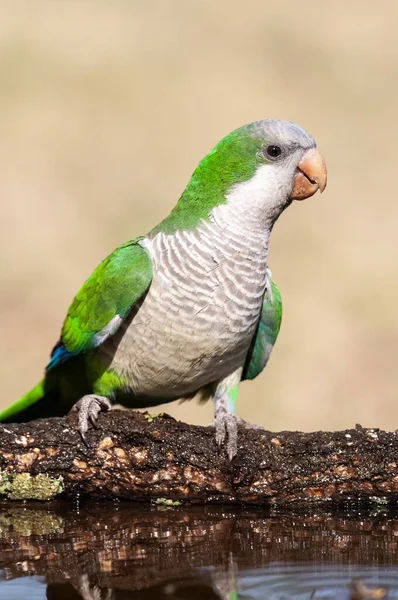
101 215 269 398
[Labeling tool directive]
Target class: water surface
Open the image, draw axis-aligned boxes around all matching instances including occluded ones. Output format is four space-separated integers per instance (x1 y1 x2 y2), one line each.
0 501 397 598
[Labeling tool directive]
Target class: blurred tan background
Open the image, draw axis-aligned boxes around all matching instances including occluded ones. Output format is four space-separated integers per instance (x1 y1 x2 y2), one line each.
1 0 398 432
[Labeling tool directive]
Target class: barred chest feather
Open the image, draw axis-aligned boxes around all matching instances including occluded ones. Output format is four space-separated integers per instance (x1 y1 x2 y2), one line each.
100 206 270 398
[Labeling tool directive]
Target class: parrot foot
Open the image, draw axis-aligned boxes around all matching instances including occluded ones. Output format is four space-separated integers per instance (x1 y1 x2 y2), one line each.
212 415 265 460
213 412 239 461
71 394 112 444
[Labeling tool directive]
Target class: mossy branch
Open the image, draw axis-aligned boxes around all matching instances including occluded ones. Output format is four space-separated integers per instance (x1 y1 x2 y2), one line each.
0 410 397 505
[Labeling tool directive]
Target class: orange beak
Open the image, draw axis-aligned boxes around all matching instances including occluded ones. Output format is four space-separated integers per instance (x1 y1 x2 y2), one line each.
290 148 327 201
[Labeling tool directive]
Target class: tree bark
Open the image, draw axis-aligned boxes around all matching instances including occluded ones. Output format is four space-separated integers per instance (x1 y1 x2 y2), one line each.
0 410 397 505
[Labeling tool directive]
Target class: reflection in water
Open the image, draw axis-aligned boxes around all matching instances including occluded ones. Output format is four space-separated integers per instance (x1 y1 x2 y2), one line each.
48 575 229 599
0 502 397 598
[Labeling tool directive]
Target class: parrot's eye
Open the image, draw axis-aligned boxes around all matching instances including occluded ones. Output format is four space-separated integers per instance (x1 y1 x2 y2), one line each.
265 145 282 159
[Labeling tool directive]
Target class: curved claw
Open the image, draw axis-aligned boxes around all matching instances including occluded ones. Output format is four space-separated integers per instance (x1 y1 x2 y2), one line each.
213 413 239 460
212 415 265 460
70 395 112 444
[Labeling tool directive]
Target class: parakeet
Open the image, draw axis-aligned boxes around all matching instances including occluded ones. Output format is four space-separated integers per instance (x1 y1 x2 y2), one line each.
1 120 327 458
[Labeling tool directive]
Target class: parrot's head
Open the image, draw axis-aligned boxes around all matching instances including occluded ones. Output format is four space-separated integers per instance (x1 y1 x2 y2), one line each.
155 119 327 236
210 119 327 227
247 119 327 201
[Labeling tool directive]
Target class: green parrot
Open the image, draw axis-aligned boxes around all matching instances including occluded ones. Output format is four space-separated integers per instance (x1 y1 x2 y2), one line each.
1 120 327 458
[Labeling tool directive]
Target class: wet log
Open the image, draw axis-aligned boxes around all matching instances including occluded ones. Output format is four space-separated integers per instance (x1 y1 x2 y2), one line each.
0 410 397 505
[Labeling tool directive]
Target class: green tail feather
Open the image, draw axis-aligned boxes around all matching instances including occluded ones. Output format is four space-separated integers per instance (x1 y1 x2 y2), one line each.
0 355 93 424
0 379 59 424
0 380 46 422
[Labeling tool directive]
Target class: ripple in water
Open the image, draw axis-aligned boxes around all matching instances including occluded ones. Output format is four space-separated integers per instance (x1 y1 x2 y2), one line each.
237 564 396 599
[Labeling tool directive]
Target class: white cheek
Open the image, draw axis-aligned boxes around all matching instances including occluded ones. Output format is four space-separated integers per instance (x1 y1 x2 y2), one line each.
225 162 294 214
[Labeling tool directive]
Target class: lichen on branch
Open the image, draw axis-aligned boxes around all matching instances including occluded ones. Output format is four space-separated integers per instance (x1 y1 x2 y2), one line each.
0 411 397 505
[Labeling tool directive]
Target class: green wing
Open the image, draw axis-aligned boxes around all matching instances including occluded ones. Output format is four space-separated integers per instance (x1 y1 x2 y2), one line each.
47 238 153 370
242 278 282 381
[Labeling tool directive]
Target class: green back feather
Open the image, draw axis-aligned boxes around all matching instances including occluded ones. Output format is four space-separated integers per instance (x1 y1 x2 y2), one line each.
243 279 282 381
61 238 152 356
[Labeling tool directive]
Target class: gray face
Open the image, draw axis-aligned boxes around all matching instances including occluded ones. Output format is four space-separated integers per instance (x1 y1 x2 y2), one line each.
221 119 325 228
250 119 316 151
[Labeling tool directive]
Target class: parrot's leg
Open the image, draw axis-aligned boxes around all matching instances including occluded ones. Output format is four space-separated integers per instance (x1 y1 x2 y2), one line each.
212 367 243 460
70 395 112 442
